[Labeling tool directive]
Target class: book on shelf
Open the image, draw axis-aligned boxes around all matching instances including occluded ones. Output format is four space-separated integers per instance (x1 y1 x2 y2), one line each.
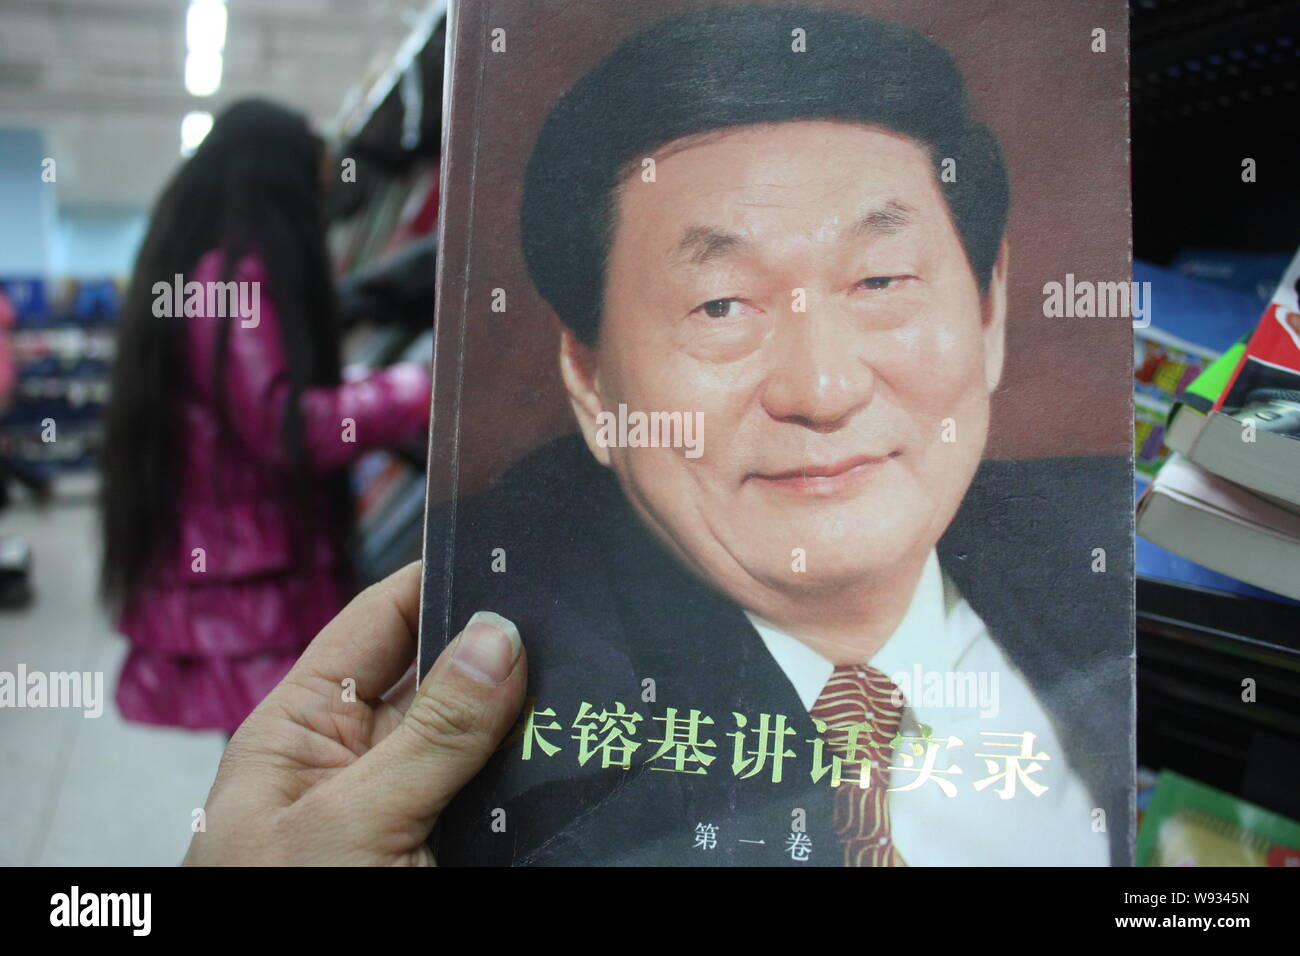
1136 452 1300 602
1138 247 1300 600
1183 247 1300 512
1161 336 1248 457
1132 261 1263 477
1136 770 1300 867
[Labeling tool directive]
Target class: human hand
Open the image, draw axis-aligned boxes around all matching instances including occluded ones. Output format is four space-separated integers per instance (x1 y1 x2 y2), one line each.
182 561 526 865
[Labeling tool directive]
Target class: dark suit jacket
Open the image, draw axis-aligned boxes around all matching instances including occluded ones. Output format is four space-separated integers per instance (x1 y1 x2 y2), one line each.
421 434 1134 865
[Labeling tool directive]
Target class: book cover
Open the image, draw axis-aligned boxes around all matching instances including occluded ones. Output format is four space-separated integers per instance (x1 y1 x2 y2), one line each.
1213 247 1300 424
419 0 1134 866
1159 336 1247 459
1136 770 1300 867
1130 261 1262 474
1188 247 1300 508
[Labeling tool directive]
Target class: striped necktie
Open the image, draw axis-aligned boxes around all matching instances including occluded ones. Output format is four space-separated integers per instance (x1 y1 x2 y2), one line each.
810 664 908 867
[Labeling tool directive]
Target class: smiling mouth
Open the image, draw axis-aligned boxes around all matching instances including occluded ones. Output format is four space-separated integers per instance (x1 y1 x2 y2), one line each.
748 451 901 494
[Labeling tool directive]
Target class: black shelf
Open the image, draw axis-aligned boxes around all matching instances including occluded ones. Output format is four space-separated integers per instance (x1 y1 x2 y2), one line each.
1132 0 1300 262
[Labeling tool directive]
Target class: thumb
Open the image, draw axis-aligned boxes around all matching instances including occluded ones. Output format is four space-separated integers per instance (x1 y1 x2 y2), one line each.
339 611 527 844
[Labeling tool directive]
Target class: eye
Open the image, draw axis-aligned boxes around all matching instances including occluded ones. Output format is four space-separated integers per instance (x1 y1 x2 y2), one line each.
694 298 747 319
858 276 900 291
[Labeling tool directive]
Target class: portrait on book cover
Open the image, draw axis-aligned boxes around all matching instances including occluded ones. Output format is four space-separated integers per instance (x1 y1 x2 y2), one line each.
420 0 1135 866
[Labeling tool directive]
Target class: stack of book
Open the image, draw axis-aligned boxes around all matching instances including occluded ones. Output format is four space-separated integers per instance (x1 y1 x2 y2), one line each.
1137 248 1300 601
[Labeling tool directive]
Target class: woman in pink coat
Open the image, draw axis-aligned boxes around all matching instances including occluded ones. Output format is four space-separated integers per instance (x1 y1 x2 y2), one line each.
100 100 430 734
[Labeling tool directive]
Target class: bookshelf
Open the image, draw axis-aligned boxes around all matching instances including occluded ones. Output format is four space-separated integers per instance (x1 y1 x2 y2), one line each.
1132 0 1300 830
0 278 118 480
327 3 447 584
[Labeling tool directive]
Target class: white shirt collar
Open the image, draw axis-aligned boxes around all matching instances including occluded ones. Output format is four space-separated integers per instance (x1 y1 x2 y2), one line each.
743 550 981 712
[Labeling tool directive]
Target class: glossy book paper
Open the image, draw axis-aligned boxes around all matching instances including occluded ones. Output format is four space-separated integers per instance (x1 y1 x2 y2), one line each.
418 0 1135 866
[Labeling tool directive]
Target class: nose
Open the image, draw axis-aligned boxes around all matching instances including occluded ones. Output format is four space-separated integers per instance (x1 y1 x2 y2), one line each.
759 307 874 431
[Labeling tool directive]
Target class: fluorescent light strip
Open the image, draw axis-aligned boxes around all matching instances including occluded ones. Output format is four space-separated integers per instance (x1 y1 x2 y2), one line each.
184 0 225 97
185 49 223 97
187 0 228 53
181 111 214 156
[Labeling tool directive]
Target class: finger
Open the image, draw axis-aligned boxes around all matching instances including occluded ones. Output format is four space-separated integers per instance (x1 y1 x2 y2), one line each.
382 661 419 713
208 562 426 818
336 661 416 749
284 560 423 702
321 611 527 843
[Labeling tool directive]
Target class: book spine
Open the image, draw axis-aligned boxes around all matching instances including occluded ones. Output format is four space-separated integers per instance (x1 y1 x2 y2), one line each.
418 0 486 676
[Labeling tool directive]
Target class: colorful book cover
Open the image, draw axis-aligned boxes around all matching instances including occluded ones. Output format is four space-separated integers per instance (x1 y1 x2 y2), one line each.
1178 337 1250 417
419 0 1134 866
1137 770 1300 867
1132 326 1219 476
1214 247 1300 428
1153 335 1248 464
1130 261 1262 475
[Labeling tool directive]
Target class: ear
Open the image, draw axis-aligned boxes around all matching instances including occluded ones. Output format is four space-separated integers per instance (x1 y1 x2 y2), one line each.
558 326 612 467
981 239 1009 394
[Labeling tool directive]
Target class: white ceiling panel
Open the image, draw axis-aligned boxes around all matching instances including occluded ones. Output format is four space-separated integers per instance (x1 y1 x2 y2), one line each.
0 0 430 206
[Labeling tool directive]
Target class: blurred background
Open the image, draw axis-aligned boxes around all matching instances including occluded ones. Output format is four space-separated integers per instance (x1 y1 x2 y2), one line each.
0 0 447 865
0 0 1298 866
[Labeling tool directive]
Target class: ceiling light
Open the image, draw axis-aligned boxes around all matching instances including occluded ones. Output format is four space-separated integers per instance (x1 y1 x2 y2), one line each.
181 111 214 156
186 0 228 53
185 50 223 97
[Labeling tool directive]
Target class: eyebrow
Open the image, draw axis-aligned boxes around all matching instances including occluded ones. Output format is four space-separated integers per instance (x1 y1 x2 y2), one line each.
851 200 916 237
674 226 746 266
671 198 918 267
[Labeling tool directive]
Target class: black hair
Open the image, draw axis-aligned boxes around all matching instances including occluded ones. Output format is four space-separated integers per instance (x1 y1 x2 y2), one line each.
101 98 350 604
521 5 1010 345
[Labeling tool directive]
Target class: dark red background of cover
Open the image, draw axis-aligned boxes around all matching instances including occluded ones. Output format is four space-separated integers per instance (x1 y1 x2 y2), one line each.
431 0 1132 502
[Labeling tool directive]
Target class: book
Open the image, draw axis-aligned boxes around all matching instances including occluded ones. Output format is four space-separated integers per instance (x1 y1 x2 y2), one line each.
1162 336 1248 457
418 0 1135 866
1184 248 1300 510
1131 261 1263 475
1135 474 1300 604
1136 770 1300 867
1136 453 1300 601
1172 248 1297 304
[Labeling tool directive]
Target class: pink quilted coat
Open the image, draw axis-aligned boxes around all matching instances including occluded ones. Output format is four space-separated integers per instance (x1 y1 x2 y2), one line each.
113 250 431 733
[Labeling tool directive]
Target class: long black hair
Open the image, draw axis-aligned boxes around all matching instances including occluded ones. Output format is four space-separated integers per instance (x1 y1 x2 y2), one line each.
101 98 350 604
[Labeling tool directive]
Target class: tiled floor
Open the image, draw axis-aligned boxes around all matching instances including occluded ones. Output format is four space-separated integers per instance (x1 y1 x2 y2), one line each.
0 476 226 866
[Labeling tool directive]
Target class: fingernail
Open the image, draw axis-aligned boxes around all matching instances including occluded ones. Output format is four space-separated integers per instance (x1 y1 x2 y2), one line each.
452 611 522 685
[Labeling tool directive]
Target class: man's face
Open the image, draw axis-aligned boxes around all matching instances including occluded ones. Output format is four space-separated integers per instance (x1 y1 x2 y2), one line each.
563 120 1005 607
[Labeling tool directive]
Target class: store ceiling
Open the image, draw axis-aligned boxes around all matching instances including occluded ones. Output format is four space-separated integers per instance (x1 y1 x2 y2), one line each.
0 0 427 207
